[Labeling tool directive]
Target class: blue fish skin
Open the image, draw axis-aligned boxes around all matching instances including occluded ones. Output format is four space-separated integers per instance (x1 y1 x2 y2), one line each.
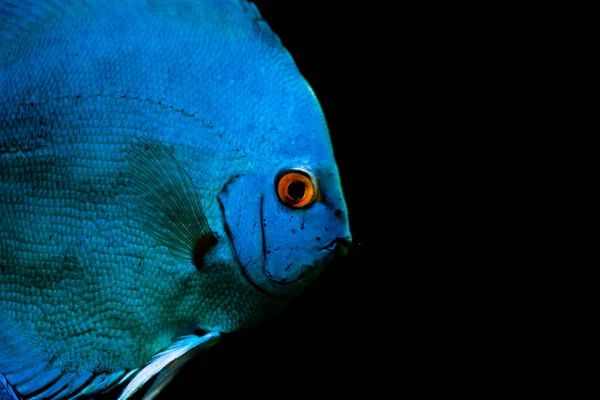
0 0 351 398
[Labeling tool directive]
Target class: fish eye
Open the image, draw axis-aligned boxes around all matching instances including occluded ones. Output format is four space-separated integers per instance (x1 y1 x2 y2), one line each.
276 169 318 208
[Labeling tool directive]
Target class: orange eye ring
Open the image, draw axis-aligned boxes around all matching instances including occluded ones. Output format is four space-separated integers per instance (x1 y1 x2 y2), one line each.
276 170 318 208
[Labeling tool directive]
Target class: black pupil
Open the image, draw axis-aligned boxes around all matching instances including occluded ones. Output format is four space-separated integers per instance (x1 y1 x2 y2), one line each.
288 181 306 200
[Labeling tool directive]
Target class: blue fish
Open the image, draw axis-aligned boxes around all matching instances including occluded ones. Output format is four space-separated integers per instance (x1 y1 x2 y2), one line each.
0 0 351 399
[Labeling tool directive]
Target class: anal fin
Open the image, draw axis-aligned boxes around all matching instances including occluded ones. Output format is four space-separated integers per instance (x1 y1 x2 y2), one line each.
1 372 22 400
118 332 220 400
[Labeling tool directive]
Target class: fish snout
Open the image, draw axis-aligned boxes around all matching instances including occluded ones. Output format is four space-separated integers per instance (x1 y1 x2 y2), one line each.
321 236 352 257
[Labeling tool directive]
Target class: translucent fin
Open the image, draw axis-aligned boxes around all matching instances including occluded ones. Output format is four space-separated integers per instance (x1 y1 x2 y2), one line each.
12 368 60 395
73 370 133 398
1 372 22 400
27 372 74 400
0 319 43 374
0 324 61 399
48 371 93 399
125 136 217 268
3 363 45 385
0 320 91 399
118 332 220 400
117 370 140 387
141 346 197 400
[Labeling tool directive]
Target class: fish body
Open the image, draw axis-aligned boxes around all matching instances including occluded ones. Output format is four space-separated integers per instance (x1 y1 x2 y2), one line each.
0 0 350 398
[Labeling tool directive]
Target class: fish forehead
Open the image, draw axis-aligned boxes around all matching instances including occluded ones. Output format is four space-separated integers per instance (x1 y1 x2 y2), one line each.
1 0 334 169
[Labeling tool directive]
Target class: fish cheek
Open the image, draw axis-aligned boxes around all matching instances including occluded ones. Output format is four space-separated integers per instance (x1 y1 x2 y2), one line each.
217 175 265 285
261 193 342 285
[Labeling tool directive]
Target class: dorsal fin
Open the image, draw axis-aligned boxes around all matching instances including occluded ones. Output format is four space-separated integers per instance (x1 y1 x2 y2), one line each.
0 0 270 50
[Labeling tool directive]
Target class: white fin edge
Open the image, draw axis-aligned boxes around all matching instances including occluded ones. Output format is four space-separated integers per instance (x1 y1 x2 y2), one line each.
117 332 220 400
141 356 188 400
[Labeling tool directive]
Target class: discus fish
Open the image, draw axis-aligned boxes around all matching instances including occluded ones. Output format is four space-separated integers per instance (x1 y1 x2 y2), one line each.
0 1 351 399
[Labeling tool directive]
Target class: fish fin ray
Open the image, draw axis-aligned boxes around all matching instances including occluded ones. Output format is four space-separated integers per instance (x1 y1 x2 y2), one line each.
70 370 137 399
125 135 216 268
118 332 220 400
0 320 56 397
0 321 135 399
140 357 187 400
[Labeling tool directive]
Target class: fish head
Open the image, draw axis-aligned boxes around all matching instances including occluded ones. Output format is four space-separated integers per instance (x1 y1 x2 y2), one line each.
218 161 351 298
217 92 351 298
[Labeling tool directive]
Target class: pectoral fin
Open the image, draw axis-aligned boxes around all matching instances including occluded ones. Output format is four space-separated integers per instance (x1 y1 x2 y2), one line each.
125 135 217 270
